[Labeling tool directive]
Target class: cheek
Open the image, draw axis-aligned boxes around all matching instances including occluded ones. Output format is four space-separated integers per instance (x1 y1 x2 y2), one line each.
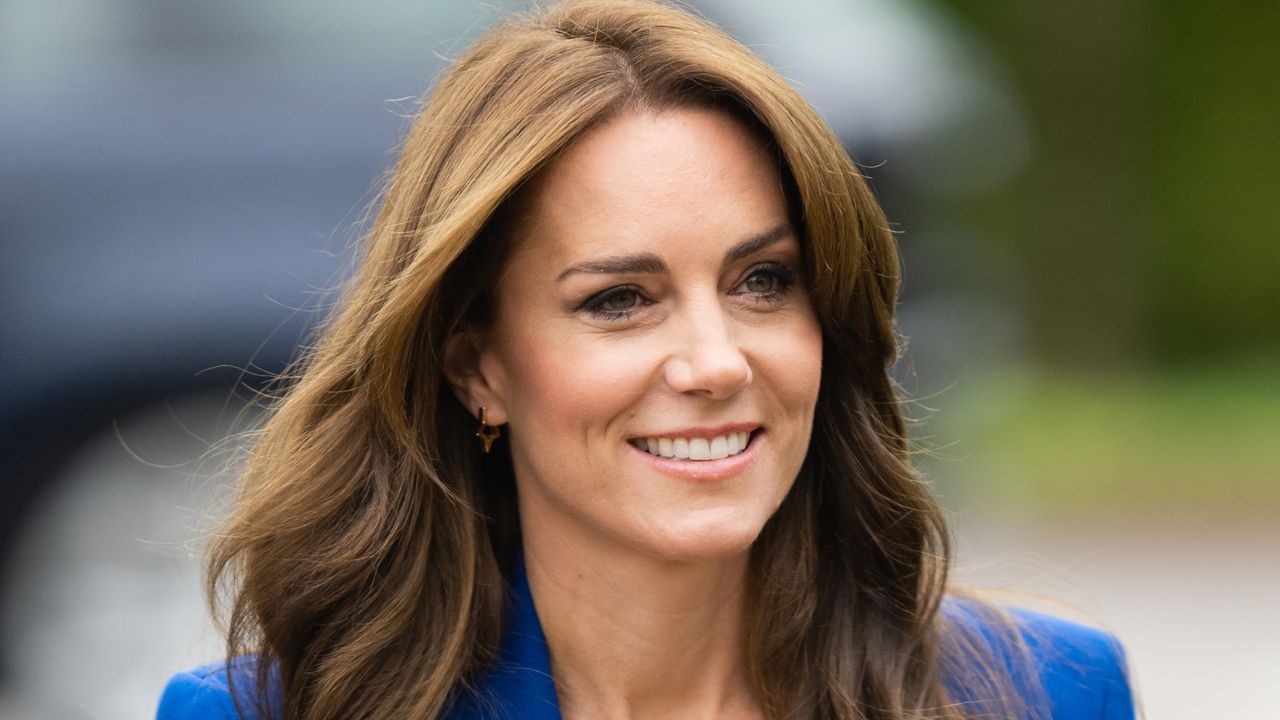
760 315 824 410
498 327 650 431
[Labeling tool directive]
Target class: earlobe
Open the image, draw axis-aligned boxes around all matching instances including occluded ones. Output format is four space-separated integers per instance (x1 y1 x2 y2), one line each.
442 330 508 425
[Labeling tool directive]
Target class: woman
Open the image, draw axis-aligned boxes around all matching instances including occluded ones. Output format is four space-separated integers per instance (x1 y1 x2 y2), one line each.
159 1 1134 718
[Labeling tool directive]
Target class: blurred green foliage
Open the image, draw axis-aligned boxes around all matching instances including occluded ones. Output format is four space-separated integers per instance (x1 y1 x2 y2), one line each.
1148 3 1280 358
933 0 1280 366
932 359 1280 514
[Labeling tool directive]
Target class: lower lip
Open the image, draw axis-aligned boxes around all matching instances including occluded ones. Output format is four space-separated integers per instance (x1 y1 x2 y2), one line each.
627 432 763 482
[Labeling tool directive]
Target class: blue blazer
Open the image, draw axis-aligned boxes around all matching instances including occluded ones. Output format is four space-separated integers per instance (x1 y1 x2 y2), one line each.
158 561 1134 719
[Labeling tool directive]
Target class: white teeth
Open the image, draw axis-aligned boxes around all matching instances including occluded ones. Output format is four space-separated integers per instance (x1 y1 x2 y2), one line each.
632 430 754 461
709 435 728 459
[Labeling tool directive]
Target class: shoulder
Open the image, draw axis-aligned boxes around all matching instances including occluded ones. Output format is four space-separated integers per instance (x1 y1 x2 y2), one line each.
157 656 272 720
1006 606 1136 720
942 597 1136 719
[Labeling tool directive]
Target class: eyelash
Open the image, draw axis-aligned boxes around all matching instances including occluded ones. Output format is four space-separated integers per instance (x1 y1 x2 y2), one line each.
578 262 800 322
740 262 798 304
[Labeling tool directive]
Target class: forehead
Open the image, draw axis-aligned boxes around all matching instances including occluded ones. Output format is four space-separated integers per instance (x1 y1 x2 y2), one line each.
507 107 788 265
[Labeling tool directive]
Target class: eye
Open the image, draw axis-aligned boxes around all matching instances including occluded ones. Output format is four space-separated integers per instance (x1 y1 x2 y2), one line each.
743 270 778 294
601 289 642 311
734 262 798 303
578 285 650 321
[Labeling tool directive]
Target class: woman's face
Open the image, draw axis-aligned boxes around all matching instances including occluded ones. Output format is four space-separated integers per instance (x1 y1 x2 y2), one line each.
463 108 822 563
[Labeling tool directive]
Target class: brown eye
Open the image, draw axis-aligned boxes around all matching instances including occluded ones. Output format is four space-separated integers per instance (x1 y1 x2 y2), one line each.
744 271 777 294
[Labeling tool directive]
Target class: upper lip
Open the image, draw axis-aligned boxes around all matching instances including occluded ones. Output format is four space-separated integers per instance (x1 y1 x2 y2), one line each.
629 423 761 440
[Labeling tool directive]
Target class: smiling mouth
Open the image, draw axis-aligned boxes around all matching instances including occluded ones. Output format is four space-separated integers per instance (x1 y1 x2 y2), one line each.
628 430 755 461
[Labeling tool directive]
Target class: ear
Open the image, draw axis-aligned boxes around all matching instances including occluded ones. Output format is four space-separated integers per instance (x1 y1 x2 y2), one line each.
442 329 509 426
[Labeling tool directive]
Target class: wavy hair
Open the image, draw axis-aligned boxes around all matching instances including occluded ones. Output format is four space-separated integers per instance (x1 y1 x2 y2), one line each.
208 1 1036 718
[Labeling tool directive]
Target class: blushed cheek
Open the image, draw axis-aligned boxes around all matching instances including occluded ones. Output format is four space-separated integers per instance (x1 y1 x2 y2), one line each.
767 321 824 411
502 328 646 433
501 331 576 424
771 324 822 495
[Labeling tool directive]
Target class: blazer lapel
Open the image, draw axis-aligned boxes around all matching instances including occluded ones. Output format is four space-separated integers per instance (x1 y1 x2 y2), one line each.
447 557 562 719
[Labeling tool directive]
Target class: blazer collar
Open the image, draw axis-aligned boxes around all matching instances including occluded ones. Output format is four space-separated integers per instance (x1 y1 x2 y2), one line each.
450 556 562 719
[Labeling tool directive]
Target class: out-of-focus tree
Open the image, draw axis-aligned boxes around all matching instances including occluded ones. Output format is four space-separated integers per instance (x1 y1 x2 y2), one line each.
932 0 1280 368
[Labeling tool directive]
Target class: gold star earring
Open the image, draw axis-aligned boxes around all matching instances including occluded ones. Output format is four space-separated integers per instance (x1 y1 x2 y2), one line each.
475 405 501 453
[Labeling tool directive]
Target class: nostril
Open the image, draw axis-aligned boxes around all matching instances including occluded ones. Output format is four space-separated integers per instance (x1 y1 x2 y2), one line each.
665 353 752 398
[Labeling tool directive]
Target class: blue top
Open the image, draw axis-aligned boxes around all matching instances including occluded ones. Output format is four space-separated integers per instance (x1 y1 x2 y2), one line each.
158 562 1134 719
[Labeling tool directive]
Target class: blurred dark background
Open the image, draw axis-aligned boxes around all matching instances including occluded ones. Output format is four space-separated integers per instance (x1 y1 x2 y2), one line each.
2 1 1276 717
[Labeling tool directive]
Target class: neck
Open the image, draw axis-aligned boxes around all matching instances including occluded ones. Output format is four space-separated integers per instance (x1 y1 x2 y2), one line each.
522 531 763 720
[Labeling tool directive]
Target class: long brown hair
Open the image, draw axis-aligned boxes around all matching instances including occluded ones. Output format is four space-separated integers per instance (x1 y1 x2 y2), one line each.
208 1 1034 718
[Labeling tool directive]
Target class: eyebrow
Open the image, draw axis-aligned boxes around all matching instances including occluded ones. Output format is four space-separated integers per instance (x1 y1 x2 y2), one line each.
556 252 666 281
723 223 794 265
555 223 795 282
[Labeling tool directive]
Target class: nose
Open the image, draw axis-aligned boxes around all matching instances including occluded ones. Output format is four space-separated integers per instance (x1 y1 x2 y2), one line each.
661 305 752 399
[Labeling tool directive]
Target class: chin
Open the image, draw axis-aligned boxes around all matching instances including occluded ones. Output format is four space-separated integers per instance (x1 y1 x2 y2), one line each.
633 515 768 565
